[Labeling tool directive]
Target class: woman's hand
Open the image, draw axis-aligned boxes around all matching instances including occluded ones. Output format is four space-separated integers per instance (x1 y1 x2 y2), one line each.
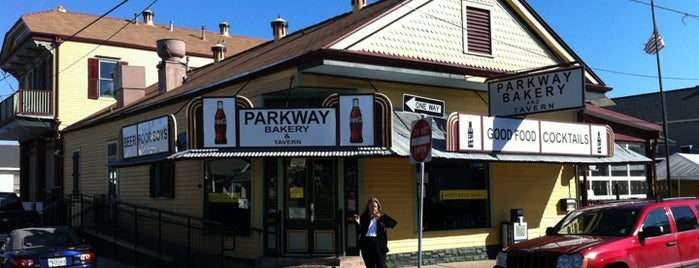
354 214 360 224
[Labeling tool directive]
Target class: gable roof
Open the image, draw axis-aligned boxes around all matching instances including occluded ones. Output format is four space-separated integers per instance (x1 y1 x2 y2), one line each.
1 9 266 70
63 0 608 132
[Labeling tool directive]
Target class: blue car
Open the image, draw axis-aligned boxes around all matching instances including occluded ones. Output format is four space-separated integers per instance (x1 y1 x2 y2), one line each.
0 226 95 268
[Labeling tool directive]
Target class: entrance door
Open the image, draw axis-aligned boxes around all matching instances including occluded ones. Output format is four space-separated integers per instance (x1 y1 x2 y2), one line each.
284 158 337 255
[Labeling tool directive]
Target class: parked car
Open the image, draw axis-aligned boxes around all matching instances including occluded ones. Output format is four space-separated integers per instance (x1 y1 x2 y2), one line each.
0 226 95 268
0 193 39 234
495 197 699 268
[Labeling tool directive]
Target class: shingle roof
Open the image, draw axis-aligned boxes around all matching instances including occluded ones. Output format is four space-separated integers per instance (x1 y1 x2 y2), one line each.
608 86 699 123
10 9 266 58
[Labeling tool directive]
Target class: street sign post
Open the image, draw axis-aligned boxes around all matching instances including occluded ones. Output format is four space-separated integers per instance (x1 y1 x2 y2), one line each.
409 117 432 267
403 94 445 117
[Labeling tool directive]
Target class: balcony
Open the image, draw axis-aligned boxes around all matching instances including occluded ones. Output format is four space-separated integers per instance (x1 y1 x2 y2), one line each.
0 89 54 141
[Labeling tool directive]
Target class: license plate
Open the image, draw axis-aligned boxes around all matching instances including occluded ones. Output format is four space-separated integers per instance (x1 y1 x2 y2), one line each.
48 257 67 267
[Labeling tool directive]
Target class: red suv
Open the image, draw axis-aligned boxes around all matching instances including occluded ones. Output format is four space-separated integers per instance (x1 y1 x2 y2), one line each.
495 197 699 268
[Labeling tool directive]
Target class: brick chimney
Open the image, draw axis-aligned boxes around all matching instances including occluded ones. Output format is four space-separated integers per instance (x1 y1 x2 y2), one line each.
156 39 187 94
113 65 146 107
352 0 367 11
271 16 288 41
219 21 229 37
143 10 154 25
211 43 227 63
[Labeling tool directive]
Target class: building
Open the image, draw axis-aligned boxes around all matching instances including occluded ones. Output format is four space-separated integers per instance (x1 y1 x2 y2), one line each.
0 144 20 193
55 0 660 266
608 86 699 197
0 6 265 204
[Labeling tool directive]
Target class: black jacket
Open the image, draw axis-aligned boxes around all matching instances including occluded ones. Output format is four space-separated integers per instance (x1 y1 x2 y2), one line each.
358 213 397 254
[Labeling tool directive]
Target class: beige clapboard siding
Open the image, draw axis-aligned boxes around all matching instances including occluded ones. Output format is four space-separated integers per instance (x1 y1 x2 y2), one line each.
491 162 575 239
56 41 213 130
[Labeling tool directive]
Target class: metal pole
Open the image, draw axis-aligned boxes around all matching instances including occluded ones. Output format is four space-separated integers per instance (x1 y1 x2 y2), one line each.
418 162 424 267
650 0 672 197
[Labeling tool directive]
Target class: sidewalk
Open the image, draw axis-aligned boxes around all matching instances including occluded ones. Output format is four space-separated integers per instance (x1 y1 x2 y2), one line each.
404 259 495 268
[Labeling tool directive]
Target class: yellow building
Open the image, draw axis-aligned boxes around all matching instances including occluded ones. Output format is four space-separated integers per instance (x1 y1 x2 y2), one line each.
0 7 265 203
58 0 659 266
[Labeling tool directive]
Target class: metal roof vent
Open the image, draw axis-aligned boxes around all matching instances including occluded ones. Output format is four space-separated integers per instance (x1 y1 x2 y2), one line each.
143 10 154 25
271 16 288 41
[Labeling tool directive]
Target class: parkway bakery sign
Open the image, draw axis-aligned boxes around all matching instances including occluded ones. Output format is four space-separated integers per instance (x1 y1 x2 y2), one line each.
488 66 584 117
451 113 611 157
202 95 376 147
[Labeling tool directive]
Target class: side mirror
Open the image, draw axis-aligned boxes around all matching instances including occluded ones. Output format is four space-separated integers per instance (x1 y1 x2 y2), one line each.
545 227 556 236
639 225 664 241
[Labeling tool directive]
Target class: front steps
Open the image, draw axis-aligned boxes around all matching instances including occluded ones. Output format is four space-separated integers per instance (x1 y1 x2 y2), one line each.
257 256 364 268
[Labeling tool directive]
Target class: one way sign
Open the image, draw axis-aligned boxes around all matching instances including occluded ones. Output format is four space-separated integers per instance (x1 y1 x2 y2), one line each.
403 94 445 117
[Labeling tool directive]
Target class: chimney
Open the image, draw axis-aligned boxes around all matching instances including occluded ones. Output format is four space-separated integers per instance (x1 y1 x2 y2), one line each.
169 20 174 31
200 26 207 40
211 43 227 63
352 0 367 11
156 39 187 94
113 65 146 107
270 16 288 41
219 21 230 36
143 10 154 25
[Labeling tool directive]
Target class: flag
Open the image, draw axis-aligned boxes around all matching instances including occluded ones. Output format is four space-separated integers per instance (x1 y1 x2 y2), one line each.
644 32 665 54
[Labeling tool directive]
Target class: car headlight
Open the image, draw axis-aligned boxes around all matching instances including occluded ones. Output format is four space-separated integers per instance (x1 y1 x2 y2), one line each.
495 251 507 267
557 253 585 268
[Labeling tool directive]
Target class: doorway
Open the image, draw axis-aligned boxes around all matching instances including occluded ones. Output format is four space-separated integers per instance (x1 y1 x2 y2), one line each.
284 158 337 255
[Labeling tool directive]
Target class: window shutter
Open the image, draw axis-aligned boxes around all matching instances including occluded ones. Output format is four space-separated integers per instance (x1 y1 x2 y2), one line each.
467 7 491 54
87 58 99 99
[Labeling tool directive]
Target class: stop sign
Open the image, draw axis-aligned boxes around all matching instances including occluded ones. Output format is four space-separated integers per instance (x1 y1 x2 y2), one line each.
410 118 432 163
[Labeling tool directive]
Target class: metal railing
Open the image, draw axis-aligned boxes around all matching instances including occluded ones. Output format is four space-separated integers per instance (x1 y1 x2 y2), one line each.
0 89 52 123
40 194 239 268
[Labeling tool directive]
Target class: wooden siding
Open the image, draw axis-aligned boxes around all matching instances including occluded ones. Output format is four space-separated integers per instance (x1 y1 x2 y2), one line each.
56 41 213 130
491 162 575 239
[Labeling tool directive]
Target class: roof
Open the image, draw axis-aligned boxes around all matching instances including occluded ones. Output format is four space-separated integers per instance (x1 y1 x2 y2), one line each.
657 153 699 180
608 86 699 123
64 0 608 133
1 9 266 65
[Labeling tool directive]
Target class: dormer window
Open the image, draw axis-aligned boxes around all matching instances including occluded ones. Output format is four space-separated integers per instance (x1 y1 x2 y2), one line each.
88 57 126 99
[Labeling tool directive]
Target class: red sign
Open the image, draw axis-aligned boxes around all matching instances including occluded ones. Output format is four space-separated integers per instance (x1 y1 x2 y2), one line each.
410 118 432 163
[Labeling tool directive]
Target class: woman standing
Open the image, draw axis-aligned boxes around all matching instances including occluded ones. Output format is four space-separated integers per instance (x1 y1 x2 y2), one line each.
355 197 397 268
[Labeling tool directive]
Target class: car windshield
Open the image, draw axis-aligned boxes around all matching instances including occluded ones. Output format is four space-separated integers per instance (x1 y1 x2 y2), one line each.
555 207 640 236
21 230 81 248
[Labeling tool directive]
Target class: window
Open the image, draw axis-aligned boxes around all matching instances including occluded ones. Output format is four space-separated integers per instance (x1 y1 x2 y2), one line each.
423 160 490 231
642 208 671 235
71 150 80 195
88 58 125 99
149 162 174 198
464 6 491 54
204 158 251 235
106 142 119 200
670 206 698 232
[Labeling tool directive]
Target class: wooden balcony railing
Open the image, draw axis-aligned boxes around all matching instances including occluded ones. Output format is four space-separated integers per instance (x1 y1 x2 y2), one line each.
0 89 53 123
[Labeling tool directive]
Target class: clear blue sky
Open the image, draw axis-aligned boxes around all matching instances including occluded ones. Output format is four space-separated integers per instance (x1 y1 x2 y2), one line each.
1 0 698 101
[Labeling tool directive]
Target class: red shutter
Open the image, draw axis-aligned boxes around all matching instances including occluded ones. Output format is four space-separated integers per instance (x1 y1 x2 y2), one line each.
87 58 99 99
467 7 491 54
